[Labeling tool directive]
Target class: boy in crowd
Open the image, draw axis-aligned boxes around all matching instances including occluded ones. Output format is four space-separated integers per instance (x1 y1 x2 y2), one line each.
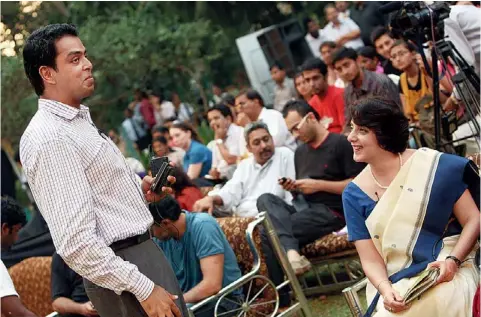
302 57 345 134
270 61 297 112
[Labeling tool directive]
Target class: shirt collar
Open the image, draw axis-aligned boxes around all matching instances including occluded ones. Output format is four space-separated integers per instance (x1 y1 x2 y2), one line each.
258 107 268 121
38 98 89 121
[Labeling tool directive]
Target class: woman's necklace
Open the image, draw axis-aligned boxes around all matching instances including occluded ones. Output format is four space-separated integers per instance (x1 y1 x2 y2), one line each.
370 153 403 189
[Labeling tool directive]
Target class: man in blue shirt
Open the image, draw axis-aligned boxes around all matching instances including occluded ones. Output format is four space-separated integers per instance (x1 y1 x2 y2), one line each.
149 196 242 317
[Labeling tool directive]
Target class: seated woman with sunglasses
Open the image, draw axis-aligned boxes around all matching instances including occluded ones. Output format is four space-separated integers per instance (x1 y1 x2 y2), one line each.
342 97 479 317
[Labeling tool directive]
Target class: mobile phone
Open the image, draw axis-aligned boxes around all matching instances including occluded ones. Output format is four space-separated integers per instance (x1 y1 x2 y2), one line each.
279 177 287 184
150 157 175 194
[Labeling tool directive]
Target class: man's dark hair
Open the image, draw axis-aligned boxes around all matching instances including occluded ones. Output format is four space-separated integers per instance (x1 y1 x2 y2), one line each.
148 195 182 222
1 197 27 228
332 47 358 65
301 58 328 76
320 41 337 51
207 104 233 121
357 46 378 59
370 26 393 46
351 96 409 154
269 61 285 71
152 136 170 147
23 24 78 96
303 17 314 31
282 99 320 121
221 93 235 106
125 108 134 116
239 89 265 107
153 126 170 134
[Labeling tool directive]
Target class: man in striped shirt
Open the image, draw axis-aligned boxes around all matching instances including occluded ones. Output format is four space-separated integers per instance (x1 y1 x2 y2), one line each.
20 24 187 317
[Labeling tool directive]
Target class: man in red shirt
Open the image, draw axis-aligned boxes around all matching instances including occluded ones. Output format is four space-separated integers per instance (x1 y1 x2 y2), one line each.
302 58 345 133
139 90 156 129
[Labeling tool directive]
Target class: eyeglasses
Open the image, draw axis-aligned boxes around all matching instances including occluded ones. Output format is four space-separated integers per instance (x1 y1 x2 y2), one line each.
289 114 309 134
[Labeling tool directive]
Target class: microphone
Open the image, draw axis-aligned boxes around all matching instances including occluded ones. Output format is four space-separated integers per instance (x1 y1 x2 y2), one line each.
379 1 404 15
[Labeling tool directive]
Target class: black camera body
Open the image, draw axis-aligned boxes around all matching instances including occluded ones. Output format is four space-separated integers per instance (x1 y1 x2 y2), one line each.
386 1 450 43
150 156 175 194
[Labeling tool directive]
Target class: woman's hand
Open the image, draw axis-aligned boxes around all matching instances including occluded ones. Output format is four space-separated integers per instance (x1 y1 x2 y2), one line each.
380 283 410 313
427 260 458 285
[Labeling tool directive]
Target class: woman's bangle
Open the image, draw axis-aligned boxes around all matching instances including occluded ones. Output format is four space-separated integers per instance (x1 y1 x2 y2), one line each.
446 255 462 268
376 279 391 290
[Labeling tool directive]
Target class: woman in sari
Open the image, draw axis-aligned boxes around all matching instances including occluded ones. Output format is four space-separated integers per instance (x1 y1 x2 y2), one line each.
342 97 479 316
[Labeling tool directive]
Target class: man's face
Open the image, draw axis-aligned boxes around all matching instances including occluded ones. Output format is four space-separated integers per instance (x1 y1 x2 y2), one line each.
374 34 395 59
151 222 174 241
320 45 335 66
308 21 320 37
207 110 230 132
336 1 349 12
357 56 378 72
50 36 94 101
247 129 274 165
284 111 316 144
236 94 258 121
303 69 327 96
390 44 414 71
270 66 286 84
1 223 22 250
152 140 169 158
334 57 360 82
325 7 339 23
212 85 222 96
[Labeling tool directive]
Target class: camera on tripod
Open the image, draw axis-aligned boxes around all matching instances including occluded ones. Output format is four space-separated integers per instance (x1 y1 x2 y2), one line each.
380 1 480 153
387 1 450 42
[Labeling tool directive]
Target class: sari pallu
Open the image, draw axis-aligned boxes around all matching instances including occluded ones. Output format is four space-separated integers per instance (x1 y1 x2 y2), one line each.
359 148 479 317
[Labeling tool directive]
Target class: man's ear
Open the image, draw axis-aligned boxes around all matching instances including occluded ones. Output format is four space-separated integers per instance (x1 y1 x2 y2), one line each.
1 223 10 235
39 65 57 86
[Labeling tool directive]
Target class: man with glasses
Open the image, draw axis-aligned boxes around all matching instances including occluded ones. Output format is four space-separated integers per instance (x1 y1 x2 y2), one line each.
257 100 364 308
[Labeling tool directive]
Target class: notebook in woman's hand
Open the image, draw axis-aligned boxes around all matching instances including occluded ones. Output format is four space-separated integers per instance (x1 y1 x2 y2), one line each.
402 267 440 304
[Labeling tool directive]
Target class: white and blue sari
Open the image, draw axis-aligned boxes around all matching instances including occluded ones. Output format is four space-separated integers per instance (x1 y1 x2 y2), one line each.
343 148 479 317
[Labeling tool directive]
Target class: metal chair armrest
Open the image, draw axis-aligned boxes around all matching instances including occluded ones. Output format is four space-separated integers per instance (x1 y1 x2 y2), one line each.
188 214 266 313
342 277 368 317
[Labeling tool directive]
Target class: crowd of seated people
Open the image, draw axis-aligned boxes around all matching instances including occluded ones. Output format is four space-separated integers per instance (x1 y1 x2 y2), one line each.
4 3 480 317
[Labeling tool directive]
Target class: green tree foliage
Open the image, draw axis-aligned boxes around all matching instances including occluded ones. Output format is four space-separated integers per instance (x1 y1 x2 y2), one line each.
1 1 330 148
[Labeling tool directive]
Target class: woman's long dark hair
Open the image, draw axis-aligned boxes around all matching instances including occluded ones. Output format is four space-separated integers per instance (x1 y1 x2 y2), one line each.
171 166 198 192
170 122 200 142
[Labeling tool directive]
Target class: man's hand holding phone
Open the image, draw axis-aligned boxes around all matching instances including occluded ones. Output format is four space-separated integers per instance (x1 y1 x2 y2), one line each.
278 177 297 192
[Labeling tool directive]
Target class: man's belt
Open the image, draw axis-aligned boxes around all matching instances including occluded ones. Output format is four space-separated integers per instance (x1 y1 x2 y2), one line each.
110 231 151 252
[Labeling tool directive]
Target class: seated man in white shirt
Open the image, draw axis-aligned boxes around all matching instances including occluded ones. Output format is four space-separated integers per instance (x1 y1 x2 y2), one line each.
121 108 150 151
193 122 295 218
1 197 38 317
206 104 247 182
235 89 297 151
322 4 364 50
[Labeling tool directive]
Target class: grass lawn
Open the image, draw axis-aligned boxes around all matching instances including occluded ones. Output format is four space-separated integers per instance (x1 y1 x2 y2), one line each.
306 291 366 317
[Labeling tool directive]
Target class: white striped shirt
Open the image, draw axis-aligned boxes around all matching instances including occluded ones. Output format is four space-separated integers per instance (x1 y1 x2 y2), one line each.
20 99 154 302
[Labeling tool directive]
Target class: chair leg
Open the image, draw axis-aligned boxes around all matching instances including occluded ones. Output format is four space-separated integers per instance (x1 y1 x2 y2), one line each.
260 212 313 317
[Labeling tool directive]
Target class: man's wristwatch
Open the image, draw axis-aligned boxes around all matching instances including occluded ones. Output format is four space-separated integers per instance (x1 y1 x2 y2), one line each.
446 255 462 268
215 139 223 145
